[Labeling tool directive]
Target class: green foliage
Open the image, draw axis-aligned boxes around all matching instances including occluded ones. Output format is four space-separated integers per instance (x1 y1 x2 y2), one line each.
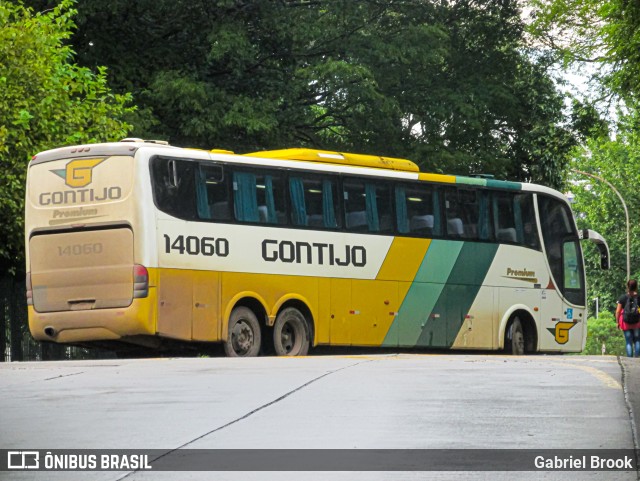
583 312 625 356
0 0 133 274
568 109 640 314
530 0 640 323
530 0 640 103
46 0 576 187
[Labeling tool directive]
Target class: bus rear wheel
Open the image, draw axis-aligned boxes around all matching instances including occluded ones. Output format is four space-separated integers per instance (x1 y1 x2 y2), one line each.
273 307 310 356
506 317 525 355
224 307 261 357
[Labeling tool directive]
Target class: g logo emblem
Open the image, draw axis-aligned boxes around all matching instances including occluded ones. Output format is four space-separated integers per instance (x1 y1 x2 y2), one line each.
547 321 576 344
51 158 105 188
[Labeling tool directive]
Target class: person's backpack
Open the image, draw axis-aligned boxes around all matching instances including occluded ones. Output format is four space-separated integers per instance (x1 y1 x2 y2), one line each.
623 295 640 325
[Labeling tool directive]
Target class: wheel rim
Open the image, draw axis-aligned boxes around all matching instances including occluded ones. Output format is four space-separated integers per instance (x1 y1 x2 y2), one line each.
513 326 524 354
231 320 254 355
280 322 296 354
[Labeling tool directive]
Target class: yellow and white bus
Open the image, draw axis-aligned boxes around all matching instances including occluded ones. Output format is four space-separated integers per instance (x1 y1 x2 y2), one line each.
25 140 609 356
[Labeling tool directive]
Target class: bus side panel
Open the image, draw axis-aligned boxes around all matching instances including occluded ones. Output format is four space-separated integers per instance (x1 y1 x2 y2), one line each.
450 286 496 350
220 272 319 331
496 286 540 348
193 271 221 341
330 278 351 345
157 269 193 340
156 268 222 342
485 244 585 352
391 240 463 348
415 242 499 349
316 278 331 344
351 279 399 346
376 237 431 348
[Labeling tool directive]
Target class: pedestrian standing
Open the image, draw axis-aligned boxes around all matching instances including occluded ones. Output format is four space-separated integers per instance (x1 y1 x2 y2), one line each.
616 279 640 357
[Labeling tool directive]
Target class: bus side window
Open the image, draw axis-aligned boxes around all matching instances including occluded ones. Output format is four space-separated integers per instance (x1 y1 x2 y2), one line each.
397 183 440 237
493 191 517 244
289 175 340 229
515 193 540 250
321 179 341 228
343 180 393 234
477 190 492 241
233 170 286 225
197 164 230 221
446 188 482 239
258 173 285 224
563 241 581 290
233 171 260 222
343 180 367 231
370 182 393 234
151 157 197 220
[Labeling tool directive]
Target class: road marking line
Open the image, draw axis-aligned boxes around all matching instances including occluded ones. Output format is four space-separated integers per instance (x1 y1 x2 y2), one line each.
548 361 622 390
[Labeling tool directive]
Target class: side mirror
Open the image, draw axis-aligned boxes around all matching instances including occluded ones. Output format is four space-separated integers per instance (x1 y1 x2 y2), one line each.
579 229 610 270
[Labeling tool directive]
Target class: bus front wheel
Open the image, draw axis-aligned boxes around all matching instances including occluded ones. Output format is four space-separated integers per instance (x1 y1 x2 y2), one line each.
506 317 525 355
224 307 262 357
273 307 310 356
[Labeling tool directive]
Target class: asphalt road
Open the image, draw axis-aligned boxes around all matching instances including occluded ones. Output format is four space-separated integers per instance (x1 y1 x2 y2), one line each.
1 354 638 480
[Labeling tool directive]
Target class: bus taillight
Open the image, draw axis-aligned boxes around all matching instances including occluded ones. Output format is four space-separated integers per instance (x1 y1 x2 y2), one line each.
133 264 149 298
26 272 33 306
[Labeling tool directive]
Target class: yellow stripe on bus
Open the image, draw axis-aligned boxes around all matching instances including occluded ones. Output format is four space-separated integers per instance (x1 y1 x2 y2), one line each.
376 238 431 282
418 173 456 183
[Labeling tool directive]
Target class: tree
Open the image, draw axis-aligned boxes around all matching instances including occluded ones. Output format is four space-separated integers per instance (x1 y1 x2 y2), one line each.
24 0 577 187
0 0 133 274
527 0 640 350
568 110 640 314
530 0 640 103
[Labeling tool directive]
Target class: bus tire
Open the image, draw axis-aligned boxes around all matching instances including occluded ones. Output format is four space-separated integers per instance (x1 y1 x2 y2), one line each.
506 317 525 355
224 307 262 357
273 307 310 356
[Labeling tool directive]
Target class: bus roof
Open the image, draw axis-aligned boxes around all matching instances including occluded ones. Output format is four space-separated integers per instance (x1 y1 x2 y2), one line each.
28 140 568 202
29 140 178 166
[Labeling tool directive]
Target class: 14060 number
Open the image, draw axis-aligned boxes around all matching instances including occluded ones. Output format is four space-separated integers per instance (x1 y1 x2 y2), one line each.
163 234 229 257
58 243 103 256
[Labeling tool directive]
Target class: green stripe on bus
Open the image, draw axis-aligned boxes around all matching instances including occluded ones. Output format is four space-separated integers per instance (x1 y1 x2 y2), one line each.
486 179 521 190
455 176 522 190
455 176 486 186
384 240 464 347
415 242 499 347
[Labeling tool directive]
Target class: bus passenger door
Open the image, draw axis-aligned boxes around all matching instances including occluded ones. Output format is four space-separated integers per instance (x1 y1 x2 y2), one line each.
157 270 193 340
538 197 587 351
539 240 586 352
538 286 564 352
